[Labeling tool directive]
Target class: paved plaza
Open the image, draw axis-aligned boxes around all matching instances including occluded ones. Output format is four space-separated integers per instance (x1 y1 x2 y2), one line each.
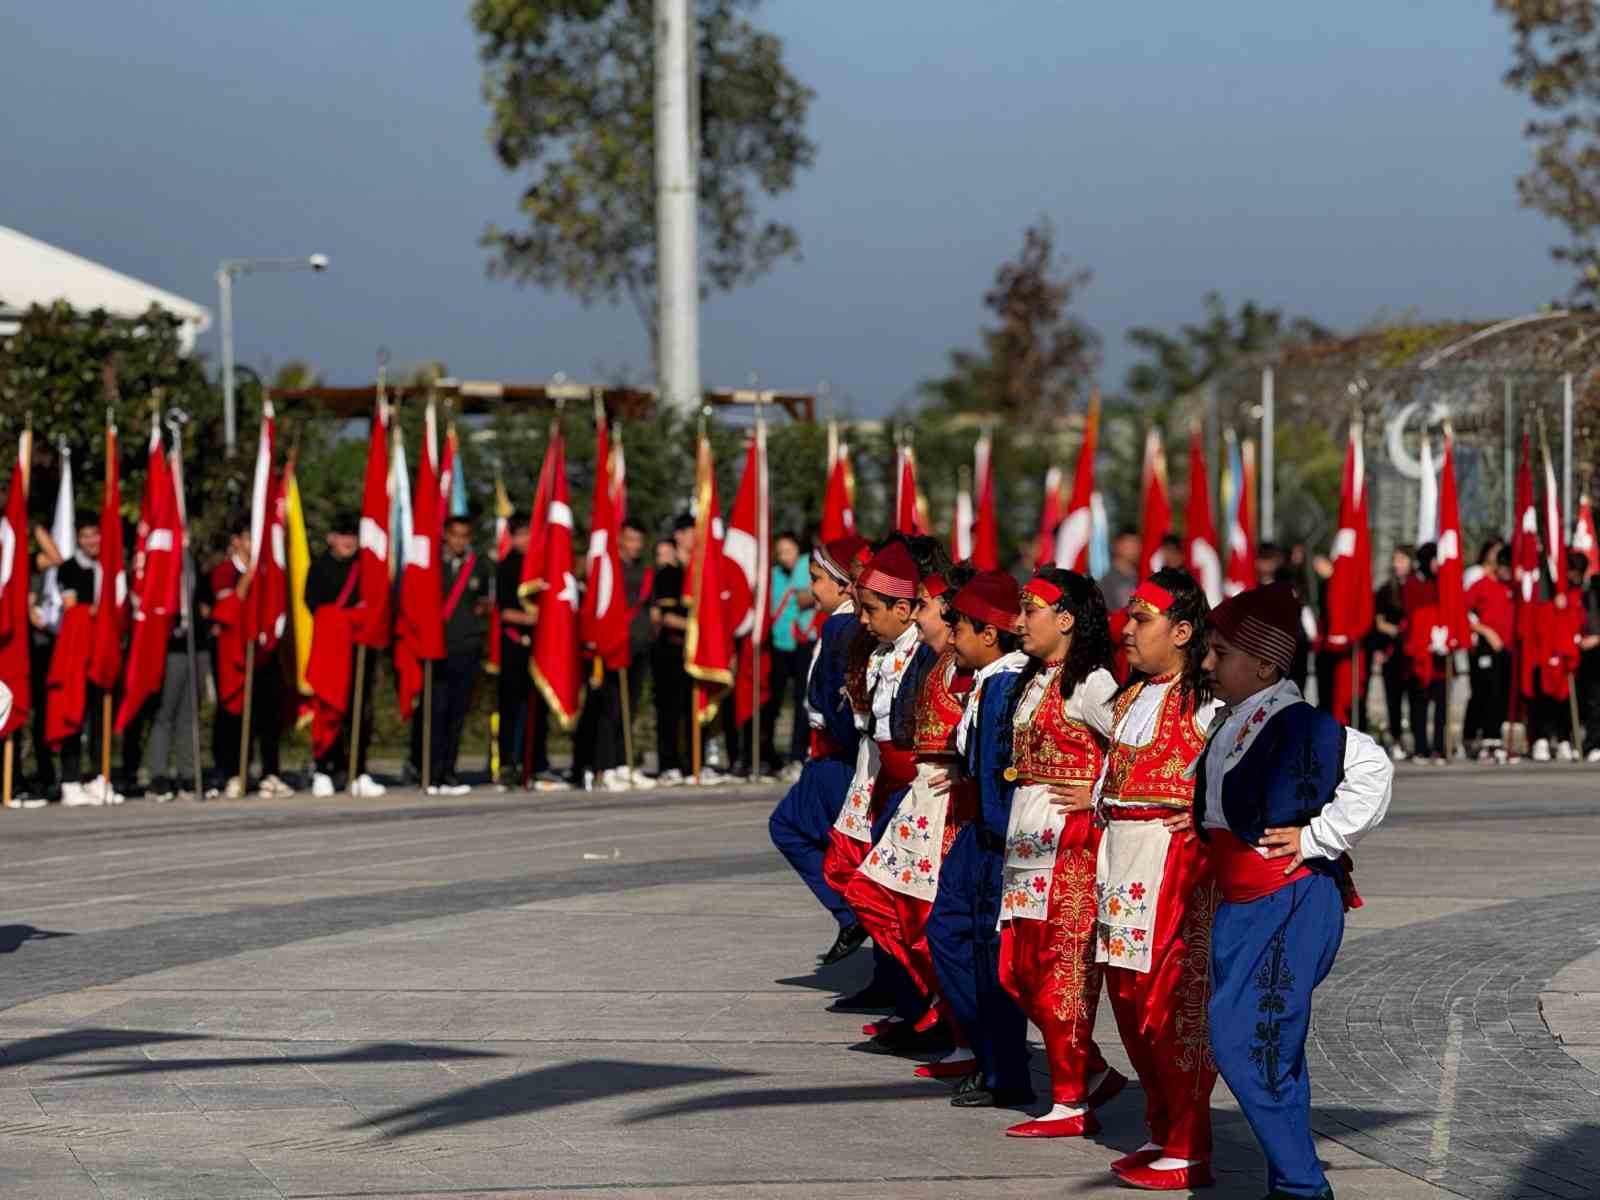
0 766 1591 1198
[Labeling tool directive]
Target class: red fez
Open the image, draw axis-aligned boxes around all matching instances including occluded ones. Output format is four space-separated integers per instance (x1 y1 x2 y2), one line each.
922 573 950 599
858 542 920 600
1208 581 1300 676
949 569 1022 630
816 535 870 584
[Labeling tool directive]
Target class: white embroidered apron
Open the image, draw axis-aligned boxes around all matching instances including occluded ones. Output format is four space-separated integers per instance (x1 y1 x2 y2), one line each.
1093 819 1168 973
831 735 881 843
1001 781 1064 923
858 761 949 901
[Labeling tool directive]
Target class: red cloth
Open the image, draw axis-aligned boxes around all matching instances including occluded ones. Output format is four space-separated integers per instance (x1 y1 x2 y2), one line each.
1533 590 1584 701
530 430 581 729
355 406 391 648
1402 576 1444 686
1465 577 1513 646
998 812 1108 1104
116 439 182 733
579 417 631 671
684 435 734 725
1207 829 1312 903
820 450 855 542
210 592 247 716
1034 466 1063 570
0 456 31 737
45 605 92 748
893 444 924 535
971 434 999 570
395 417 446 720
307 603 358 757
1103 818 1219 1161
1139 430 1172 577
89 430 127 691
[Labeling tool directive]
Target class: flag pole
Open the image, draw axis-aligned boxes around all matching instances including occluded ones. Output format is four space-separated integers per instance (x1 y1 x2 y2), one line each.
619 666 635 782
166 409 205 801
2 739 11 810
422 662 433 791
749 389 766 778
349 367 387 797
100 407 114 790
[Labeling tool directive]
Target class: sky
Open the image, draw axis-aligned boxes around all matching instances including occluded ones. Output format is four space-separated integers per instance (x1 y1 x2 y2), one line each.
0 1 1571 418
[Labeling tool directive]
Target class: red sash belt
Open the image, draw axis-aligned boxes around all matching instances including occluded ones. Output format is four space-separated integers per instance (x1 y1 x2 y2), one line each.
1208 829 1311 903
872 740 918 800
1105 804 1184 823
809 729 842 759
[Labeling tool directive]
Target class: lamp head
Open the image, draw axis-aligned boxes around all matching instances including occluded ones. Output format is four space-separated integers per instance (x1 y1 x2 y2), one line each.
308 253 329 272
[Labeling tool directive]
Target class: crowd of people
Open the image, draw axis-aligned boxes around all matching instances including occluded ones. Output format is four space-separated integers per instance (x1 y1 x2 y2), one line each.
769 528 1393 1197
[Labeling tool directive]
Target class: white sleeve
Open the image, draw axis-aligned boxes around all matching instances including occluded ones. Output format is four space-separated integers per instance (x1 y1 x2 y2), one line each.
0 680 11 735
1299 725 1393 862
1079 668 1120 738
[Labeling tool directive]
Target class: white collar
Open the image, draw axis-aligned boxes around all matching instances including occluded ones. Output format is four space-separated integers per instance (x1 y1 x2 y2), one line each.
73 549 97 570
1200 678 1303 778
833 598 855 616
955 650 1027 754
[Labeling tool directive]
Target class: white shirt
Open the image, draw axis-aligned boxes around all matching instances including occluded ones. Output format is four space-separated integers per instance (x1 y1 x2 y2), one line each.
1094 676 1219 808
1200 678 1393 861
955 650 1028 756
804 598 853 729
1015 664 1119 737
867 622 921 741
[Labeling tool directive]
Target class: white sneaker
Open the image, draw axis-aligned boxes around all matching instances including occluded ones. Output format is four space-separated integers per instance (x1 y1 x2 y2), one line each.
599 768 631 793
1389 743 1408 762
626 769 656 790
655 769 685 788
1557 741 1577 762
88 776 123 805
1532 738 1552 762
580 769 596 792
352 773 387 798
15 795 46 809
61 782 97 807
1587 748 1600 764
443 782 471 796
311 772 335 798
780 761 804 783
258 774 294 798
223 777 246 800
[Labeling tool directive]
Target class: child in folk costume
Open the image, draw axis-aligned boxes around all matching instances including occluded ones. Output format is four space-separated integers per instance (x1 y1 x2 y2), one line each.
996 568 1128 1138
1198 583 1391 1200
844 566 979 1064
1093 568 1221 1191
768 535 874 965
924 570 1036 1110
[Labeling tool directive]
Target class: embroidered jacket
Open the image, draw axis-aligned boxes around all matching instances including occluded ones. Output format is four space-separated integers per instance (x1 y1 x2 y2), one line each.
1098 675 1209 810
911 648 972 758
1010 668 1108 785
966 667 1025 838
807 609 862 758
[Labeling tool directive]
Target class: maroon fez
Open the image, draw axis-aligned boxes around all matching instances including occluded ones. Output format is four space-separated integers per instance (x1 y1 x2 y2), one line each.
816 535 870 584
949 569 1022 630
858 541 920 600
1208 581 1300 676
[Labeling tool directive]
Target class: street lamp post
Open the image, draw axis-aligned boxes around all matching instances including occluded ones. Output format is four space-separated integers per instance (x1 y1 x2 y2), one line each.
217 254 329 455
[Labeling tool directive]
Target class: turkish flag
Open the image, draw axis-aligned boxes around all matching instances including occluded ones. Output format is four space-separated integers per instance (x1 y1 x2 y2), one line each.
244 403 288 656
971 433 999 570
519 428 559 607
579 411 630 671
487 471 513 674
1138 428 1172 578
1224 434 1256 597
685 434 734 726
951 485 973 562
1434 430 1470 652
115 424 182 731
1055 391 1100 571
88 425 127 691
1573 494 1598 580
725 423 772 725
1325 421 1374 723
355 403 392 648
530 427 580 728
1183 429 1222 605
894 443 925 536
820 440 855 542
1033 466 1062 569
0 437 30 737
395 400 446 720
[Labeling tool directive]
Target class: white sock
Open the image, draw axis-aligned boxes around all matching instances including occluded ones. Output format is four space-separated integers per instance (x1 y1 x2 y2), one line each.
1147 1157 1199 1171
1041 1102 1088 1120
1136 1142 1162 1155
934 1046 974 1065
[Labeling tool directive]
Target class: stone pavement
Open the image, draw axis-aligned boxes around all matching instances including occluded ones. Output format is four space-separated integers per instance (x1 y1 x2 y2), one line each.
0 765 1591 1197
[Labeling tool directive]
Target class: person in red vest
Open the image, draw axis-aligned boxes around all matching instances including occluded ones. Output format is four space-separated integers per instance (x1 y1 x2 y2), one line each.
1464 545 1514 762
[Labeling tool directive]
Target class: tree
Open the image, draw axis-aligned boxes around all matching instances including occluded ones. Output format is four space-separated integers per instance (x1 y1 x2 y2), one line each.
472 0 816 355
1499 1 1600 301
919 218 1099 424
1123 292 1328 403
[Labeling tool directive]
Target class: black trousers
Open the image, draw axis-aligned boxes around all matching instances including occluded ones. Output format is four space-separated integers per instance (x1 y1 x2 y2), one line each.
1407 669 1446 758
497 644 549 780
1579 648 1600 755
575 665 643 776
315 651 374 781
410 651 481 784
652 644 689 774
1372 651 1407 745
215 658 283 781
58 683 106 784
1464 643 1511 745
1528 687 1572 747
768 645 810 763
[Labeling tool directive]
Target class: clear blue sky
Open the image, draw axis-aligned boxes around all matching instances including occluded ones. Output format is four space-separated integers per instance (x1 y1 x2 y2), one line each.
0 1 1569 416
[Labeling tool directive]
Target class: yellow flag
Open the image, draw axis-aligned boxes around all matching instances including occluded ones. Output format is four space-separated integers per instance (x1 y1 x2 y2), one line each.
284 460 314 699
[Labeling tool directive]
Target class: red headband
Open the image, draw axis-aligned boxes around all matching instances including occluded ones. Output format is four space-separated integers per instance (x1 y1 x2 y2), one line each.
1129 580 1175 614
1022 578 1063 606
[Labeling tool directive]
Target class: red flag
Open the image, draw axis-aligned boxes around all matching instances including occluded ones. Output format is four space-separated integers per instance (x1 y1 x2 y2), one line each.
1138 428 1172 577
1184 429 1222 605
820 442 855 542
725 421 772 725
115 421 182 731
395 400 446 720
355 403 392 648
971 433 999 570
1573 494 1598 580
519 429 559 606
88 424 127 691
1224 436 1257 597
610 423 628 524
1435 430 1469 651
530 427 580 728
0 435 30 737
1325 421 1374 723
244 403 288 656
1055 392 1100 571
1542 434 1565 592
1033 466 1063 569
685 434 734 726
1511 435 1540 604
951 481 973 562
894 442 925 535
579 409 630 671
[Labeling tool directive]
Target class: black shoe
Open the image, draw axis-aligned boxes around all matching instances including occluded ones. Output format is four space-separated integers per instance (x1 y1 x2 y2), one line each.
952 1070 984 1096
868 1019 952 1054
826 982 897 1013
951 1083 1035 1109
818 923 868 966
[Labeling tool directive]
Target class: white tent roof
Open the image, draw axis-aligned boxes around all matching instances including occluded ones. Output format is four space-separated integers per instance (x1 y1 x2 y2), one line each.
0 225 211 351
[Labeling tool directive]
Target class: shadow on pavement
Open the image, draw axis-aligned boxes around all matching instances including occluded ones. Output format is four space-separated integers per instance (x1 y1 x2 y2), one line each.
1509 1120 1600 1199
622 1080 942 1123
54 1040 507 1081
0 925 73 954
354 1059 762 1138
0 1027 203 1069
774 951 875 996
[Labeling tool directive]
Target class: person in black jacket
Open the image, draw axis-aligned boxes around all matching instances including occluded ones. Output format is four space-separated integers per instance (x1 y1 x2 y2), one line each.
305 513 383 798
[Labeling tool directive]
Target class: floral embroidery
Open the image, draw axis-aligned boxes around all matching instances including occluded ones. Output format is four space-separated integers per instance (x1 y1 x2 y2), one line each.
1131 928 1145 942
916 815 929 830
1249 923 1296 1100
1032 876 1047 893
917 858 932 874
1129 882 1146 901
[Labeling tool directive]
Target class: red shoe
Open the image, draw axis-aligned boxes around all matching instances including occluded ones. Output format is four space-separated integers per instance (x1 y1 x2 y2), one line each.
863 1018 901 1037
1108 1148 1163 1174
1112 1161 1214 1191
913 1057 976 1079
1005 1111 1100 1138
1086 1067 1129 1109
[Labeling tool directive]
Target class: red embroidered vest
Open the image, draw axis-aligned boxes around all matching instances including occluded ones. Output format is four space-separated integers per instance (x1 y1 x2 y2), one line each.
1099 675 1207 810
1011 669 1106 785
912 649 971 758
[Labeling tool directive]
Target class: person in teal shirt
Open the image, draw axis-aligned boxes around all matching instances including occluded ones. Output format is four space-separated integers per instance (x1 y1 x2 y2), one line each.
768 532 816 769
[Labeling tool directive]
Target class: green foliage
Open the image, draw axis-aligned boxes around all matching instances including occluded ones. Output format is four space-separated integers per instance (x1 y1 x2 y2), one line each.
920 219 1099 424
472 0 815 347
1499 0 1600 301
